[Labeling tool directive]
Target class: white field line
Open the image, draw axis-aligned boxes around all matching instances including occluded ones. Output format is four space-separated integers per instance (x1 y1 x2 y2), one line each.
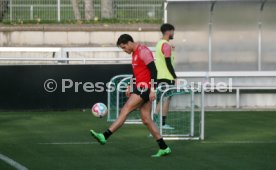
0 154 28 170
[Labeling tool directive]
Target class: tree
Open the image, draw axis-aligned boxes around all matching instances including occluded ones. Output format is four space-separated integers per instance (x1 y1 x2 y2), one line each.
101 0 114 19
0 0 9 21
84 0 93 20
71 0 81 20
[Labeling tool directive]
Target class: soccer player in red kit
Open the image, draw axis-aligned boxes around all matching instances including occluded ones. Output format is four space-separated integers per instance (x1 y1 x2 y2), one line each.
90 34 171 157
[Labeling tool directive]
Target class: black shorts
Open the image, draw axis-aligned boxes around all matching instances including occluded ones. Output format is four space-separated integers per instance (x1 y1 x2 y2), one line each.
131 86 150 102
156 79 175 100
157 79 175 90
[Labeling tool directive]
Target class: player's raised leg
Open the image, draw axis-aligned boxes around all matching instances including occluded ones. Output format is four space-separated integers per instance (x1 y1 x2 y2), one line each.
109 94 143 132
90 93 144 144
140 101 171 157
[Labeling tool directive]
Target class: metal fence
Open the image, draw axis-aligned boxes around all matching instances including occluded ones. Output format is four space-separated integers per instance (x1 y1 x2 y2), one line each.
0 47 156 65
0 0 164 22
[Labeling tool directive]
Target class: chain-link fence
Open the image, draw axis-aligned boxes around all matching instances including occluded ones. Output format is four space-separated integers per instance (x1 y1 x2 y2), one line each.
0 0 164 23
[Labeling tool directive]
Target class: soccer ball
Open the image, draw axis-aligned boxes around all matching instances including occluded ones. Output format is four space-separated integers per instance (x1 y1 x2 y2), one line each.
91 103 108 118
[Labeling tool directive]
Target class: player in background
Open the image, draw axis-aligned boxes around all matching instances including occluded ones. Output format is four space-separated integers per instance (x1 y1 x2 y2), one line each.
153 23 177 130
90 34 171 157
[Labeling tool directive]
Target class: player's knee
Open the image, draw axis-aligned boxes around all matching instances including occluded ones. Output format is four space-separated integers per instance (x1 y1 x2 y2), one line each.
120 105 132 116
141 116 151 125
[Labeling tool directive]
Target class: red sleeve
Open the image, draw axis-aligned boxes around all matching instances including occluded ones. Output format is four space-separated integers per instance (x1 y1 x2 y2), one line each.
161 43 171 58
139 47 154 65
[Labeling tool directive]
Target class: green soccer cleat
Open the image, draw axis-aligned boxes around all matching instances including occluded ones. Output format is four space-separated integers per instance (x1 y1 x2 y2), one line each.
151 147 172 157
90 130 106 145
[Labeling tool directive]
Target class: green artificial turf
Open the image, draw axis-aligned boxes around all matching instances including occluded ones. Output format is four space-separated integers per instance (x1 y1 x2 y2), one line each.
0 111 276 170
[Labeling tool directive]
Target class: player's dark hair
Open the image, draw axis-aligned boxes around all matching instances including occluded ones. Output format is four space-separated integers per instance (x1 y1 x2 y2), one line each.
160 23 175 34
116 34 134 46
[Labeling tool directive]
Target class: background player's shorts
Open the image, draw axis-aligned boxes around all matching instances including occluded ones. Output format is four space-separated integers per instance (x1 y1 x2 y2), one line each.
156 79 175 101
131 86 150 102
157 79 175 91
